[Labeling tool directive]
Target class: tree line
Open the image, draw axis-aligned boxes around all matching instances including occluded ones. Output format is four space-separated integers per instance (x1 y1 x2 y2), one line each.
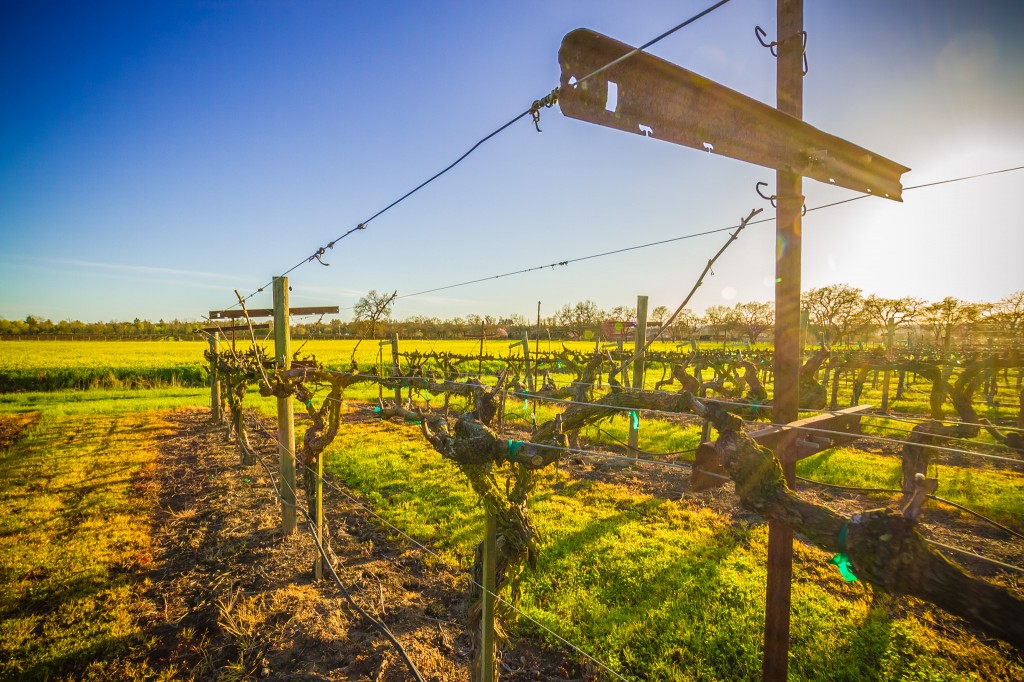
344 287 1024 349
3 287 1022 349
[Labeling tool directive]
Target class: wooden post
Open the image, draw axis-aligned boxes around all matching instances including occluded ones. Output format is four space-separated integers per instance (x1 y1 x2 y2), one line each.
273 277 297 535
522 332 534 392
629 295 648 454
799 309 809 352
535 301 542 388
314 442 324 580
479 322 485 379
617 339 628 388
480 509 497 682
391 332 402 406
881 320 895 412
209 332 221 422
765 1 803 679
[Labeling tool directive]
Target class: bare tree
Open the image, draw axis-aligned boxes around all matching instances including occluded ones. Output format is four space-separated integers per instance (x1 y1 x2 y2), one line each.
922 297 981 351
732 301 774 344
802 284 865 346
671 309 702 343
988 290 1024 346
353 290 396 341
556 300 601 340
607 304 635 324
650 305 671 340
862 295 924 350
703 305 737 345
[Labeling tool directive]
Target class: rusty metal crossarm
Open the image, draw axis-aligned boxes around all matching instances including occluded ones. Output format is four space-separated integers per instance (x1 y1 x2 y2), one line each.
558 29 910 199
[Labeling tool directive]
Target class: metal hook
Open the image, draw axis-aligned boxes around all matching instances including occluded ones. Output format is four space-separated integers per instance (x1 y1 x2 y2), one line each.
529 88 559 134
755 181 776 207
309 247 330 266
754 25 778 55
756 26 807 74
756 182 807 215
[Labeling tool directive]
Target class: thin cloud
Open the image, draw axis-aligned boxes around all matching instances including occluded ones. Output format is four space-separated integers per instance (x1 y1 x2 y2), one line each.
23 256 245 282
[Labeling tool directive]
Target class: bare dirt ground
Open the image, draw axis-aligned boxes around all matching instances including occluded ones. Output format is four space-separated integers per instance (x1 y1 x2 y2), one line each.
135 408 582 681
7 402 1018 678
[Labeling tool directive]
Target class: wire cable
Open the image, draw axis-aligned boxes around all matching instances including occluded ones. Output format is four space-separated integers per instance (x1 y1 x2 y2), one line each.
381 165 1024 304
572 0 735 88
216 0 739 312
284 370 1022 465
924 539 1024 574
794 476 1024 541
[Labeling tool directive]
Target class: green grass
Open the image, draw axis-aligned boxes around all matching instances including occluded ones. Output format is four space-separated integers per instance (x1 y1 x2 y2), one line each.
795 436 1024 529
2 337 1022 679
0 410 175 681
319 410 1024 681
0 388 208 416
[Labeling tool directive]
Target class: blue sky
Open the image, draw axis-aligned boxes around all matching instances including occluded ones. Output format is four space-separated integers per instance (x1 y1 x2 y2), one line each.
2 0 1022 323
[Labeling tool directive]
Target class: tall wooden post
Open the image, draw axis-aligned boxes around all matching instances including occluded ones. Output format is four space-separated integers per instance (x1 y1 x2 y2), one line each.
522 332 535 392
391 333 402 406
209 332 221 422
273 277 297 535
480 510 497 682
765 1 803 679
628 295 648 453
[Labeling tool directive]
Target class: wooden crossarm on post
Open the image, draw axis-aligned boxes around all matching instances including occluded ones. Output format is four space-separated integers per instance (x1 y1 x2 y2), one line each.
693 404 872 491
195 324 271 334
208 306 339 320
748 404 873 465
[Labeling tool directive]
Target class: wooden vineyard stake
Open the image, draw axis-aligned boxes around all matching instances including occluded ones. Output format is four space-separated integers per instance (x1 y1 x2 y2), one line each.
273 277 297 535
315 436 324 580
209 331 221 422
521 332 534 392
882 320 896 412
480 509 498 682
391 332 402 407
628 295 648 455
799 309 809 352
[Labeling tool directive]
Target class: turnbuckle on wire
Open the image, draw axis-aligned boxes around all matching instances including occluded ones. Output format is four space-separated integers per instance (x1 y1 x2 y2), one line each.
530 88 560 132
